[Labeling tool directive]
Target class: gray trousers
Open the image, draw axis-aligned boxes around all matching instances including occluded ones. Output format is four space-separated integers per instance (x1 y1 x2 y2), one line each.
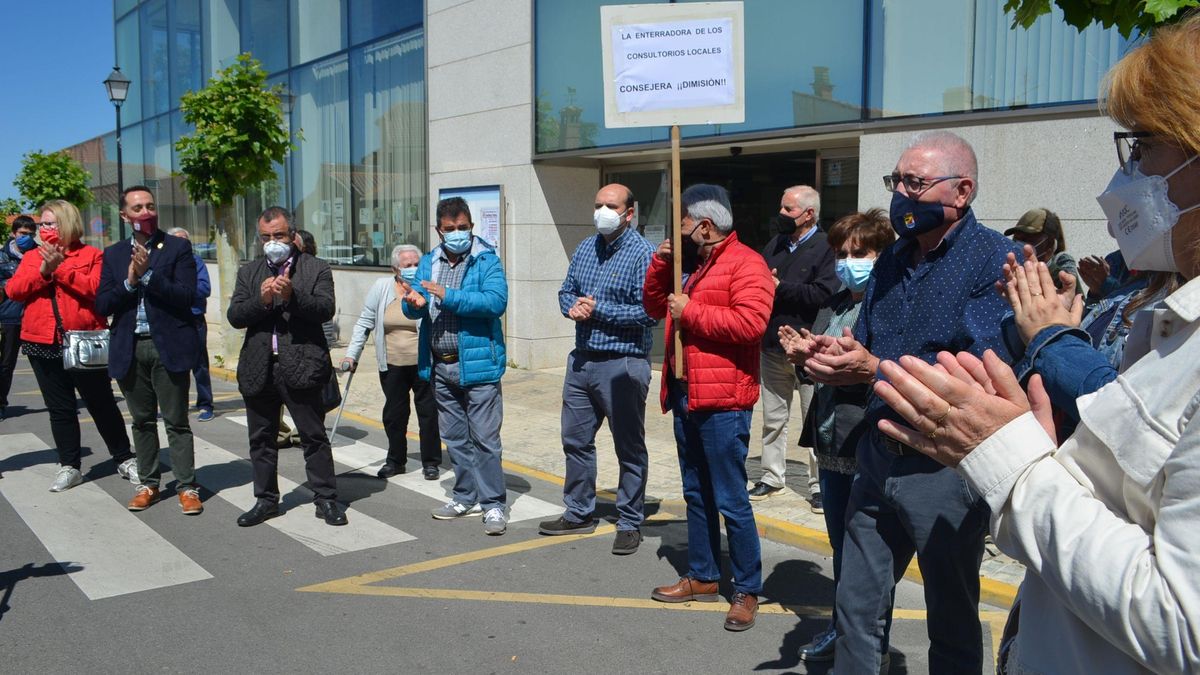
433 361 506 511
118 337 195 489
560 350 651 531
759 348 814 490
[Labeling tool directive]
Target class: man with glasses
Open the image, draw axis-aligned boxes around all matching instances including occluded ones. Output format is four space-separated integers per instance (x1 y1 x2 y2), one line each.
0 215 37 420
228 206 345 527
795 131 1021 673
97 185 202 515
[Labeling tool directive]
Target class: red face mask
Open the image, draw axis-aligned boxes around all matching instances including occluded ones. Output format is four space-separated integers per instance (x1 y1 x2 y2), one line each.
39 226 60 246
132 212 159 235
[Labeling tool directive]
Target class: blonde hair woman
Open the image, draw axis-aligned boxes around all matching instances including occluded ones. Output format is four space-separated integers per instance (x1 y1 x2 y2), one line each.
872 14 1200 673
5 200 134 492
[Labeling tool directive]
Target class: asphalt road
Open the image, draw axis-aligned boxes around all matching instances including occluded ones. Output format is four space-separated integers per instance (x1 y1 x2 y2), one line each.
0 365 1000 674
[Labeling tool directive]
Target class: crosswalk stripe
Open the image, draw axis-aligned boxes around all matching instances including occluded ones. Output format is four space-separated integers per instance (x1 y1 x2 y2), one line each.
224 416 562 523
0 433 213 600
188 434 416 556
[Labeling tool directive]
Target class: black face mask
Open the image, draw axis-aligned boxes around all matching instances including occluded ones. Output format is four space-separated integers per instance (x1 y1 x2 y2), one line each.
774 213 797 235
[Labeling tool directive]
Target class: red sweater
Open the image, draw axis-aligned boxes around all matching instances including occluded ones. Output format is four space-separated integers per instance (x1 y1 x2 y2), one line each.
643 231 775 413
6 243 107 345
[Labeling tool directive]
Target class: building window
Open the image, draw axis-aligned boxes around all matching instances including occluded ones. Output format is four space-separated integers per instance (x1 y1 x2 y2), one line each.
349 30 427 261
291 0 347 66
171 0 203 100
141 0 171 119
292 54 352 264
241 0 288 74
349 0 421 47
116 13 143 125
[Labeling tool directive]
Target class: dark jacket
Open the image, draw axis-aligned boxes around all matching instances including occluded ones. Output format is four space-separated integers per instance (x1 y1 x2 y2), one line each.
0 241 26 325
799 290 870 471
96 231 198 380
227 251 335 398
760 229 837 351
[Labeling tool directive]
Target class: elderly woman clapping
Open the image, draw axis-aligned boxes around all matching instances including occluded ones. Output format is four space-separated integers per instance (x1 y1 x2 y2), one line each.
873 15 1200 674
342 244 442 480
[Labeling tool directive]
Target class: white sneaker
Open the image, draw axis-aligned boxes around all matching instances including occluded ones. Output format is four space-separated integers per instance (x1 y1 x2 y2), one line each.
117 458 138 483
49 466 83 493
482 507 507 536
432 500 483 520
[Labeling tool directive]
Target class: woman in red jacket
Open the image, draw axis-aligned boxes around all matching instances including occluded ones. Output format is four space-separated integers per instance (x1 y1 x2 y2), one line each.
643 184 775 632
7 200 133 492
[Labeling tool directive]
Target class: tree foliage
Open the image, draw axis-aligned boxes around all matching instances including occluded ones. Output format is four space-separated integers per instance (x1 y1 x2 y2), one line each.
175 53 292 207
0 197 21 217
1004 0 1199 37
13 151 94 211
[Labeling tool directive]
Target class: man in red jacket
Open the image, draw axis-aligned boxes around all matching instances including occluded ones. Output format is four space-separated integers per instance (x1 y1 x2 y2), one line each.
643 184 775 631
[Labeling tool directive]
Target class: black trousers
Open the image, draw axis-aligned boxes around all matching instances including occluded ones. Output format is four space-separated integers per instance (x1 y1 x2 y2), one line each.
244 362 336 504
27 351 132 469
379 364 441 468
0 323 20 407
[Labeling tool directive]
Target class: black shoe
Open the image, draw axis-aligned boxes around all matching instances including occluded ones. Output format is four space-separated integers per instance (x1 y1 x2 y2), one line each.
798 626 837 662
612 529 642 555
422 465 440 481
538 515 597 536
810 492 824 514
377 462 406 479
315 500 348 526
237 501 279 527
748 482 783 501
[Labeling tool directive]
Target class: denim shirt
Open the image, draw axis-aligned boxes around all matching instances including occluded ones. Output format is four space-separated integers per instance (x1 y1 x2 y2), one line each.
853 211 1021 482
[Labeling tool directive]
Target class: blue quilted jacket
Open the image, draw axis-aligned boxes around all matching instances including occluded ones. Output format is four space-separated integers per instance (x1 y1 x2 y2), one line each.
404 237 507 385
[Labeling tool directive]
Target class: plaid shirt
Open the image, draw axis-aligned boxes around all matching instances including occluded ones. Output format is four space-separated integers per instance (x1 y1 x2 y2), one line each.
558 227 656 356
430 250 470 355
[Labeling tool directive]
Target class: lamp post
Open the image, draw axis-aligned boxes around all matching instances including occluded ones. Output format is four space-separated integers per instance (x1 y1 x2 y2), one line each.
103 66 131 234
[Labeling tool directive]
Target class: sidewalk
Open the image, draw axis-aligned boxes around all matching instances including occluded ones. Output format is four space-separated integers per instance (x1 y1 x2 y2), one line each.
209 322 1024 606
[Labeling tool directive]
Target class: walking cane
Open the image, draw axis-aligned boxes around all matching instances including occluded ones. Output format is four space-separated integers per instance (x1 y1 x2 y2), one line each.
328 361 355 445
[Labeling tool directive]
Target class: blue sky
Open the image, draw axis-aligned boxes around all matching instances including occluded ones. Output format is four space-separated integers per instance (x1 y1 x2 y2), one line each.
0 1 115 204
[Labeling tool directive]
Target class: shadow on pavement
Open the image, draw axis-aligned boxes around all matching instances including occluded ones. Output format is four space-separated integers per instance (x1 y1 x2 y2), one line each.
0 562 84 623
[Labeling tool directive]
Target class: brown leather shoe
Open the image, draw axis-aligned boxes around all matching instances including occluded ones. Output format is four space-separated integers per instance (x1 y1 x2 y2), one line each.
127 485 160 511
178 488 203 515
724 592 758 631
651 577 720 603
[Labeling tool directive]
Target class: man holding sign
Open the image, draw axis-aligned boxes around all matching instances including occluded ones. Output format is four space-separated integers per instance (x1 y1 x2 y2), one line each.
643 184 774 631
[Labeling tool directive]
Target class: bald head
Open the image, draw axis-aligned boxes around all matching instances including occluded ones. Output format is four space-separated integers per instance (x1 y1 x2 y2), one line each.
595 183 634 212
903 131 979 203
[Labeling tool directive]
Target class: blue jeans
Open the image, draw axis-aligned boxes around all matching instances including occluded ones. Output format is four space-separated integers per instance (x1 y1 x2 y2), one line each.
561 351 651 531
834 451 987 674
820 468 892 651
668 381 761 595
433 361 506 511
192 316 212 411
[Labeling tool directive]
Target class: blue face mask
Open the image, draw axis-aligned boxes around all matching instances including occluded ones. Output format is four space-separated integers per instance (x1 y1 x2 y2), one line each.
442 230 472 255
13 234 36 252
836 258 875 293
398 267 418 283
889 192 951 238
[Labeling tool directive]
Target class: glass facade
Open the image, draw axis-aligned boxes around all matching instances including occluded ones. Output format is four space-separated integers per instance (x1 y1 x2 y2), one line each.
534 0 1136 154
87 0 426 266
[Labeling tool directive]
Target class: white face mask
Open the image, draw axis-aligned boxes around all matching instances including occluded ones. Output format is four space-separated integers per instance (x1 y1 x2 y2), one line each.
593 206 627 236
263 240 292 265
1096 155 1200 272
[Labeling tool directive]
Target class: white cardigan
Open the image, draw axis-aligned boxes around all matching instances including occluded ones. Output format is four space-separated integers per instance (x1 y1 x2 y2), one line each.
344 276 417 371
962 275 1200 674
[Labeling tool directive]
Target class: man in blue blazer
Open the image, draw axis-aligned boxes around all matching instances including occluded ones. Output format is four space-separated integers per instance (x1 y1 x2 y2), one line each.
96 185 201 516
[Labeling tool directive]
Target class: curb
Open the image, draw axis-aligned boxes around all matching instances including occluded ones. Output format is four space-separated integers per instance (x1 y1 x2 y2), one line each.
210 365 1018 609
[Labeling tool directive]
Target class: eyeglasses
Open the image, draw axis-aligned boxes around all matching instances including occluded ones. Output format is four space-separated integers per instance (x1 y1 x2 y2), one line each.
1114 131 1153 175
882 173 962 195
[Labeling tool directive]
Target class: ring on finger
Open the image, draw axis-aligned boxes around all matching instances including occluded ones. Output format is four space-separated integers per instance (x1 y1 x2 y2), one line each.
926 427 938 440
932 405 952 426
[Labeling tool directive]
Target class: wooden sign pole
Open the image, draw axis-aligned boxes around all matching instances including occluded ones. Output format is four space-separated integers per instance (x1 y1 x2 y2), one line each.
670 124 683 378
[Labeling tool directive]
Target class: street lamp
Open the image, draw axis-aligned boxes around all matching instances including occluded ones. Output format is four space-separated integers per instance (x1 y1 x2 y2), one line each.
103 66 131 212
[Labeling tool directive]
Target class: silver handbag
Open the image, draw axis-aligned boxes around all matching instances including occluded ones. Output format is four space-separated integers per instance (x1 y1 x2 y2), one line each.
62 330 111 371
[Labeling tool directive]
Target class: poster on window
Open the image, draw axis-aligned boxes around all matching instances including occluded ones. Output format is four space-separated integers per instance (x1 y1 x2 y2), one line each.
601 2 744 128
436 185 503 253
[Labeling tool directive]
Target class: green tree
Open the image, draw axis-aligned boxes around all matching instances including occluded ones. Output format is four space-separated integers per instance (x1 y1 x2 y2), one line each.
0 197 21 217
175 52 293 360
13 151 94 212
1004 0 1199 37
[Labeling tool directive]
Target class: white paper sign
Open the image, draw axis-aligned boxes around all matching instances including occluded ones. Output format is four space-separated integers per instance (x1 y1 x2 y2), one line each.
602 2 744 128
612 18 734 113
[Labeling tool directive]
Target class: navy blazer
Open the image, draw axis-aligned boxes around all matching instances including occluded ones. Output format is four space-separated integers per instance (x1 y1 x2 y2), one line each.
96 230 198 380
